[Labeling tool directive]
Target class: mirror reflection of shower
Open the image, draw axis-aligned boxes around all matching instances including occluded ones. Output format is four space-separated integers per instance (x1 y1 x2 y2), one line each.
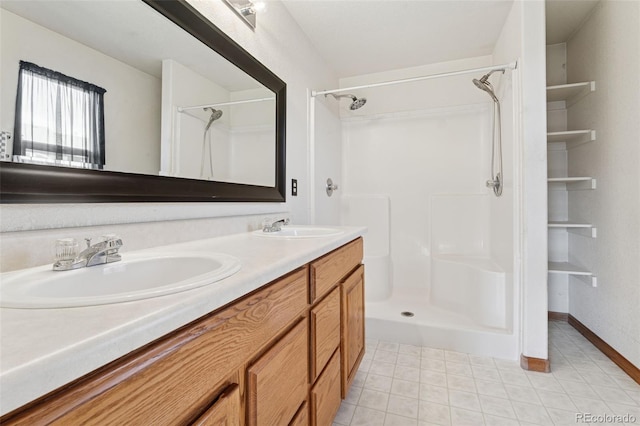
473 69 505 197
201 107 223 179
325 93 367 110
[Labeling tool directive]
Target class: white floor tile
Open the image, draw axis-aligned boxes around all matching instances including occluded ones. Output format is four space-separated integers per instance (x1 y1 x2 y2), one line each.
334 319 640 426
392 378 421 399
351 406 386 426
358 388 390 410
387 394 420 419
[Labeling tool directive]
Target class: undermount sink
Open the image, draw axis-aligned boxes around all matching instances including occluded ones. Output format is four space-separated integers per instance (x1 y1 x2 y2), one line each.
252 226 344 239
0 252 241 309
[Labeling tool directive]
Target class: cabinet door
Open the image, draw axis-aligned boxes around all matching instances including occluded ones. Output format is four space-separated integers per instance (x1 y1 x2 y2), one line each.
310 349 341 426
191 383 240 426
247 319 309 426
341 265 365 397
290 401 309 426
310 286 341 381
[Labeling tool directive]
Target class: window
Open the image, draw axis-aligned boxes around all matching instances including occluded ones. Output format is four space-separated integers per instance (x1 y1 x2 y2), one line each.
13 61 106 169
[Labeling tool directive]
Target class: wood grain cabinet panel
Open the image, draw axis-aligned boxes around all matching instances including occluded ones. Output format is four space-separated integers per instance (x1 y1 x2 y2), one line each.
290 401 309 426
341 265 365 397
310 349 341 426
190 383 241 426
310 238 363 303
310 286 341 382
247 319 309 426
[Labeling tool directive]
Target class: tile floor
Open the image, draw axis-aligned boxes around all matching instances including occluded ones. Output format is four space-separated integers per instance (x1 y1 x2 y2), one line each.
333 320 640 425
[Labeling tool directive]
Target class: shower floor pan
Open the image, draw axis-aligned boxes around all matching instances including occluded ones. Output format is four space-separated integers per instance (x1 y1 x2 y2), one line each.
365 289 519 360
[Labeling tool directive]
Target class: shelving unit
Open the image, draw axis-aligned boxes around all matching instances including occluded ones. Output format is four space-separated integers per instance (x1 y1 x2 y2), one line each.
546 81 597 287
546 81 596 104
548 262 597 287
548 177 597 190
547 130 596 148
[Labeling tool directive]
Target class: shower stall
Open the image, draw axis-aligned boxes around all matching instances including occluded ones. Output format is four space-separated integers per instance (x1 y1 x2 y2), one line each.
312 60 522 360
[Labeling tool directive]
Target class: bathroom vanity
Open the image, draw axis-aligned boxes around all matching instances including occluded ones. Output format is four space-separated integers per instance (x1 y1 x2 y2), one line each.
0 229 365 425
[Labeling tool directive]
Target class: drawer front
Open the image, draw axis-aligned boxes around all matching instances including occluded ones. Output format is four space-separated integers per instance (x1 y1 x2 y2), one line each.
247 318 309 426
290 401 309 426
310 349 341 426
310 286 341 381
190 383 241 426
7 268 308 426
310 238 363 303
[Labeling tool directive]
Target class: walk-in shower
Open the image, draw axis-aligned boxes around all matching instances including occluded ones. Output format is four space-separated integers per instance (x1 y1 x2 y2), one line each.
473 69 505 196
325 93 367 110
313 62 520 360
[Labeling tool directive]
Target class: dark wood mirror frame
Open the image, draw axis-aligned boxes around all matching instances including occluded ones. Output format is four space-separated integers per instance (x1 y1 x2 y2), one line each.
0 0 286 203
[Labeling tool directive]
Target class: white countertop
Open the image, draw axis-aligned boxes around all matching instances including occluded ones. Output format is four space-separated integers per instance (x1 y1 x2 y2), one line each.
0 226 366 416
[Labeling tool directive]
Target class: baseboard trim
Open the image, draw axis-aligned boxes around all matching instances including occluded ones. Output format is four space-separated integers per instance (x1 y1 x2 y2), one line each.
520 354 550 373
548 311 569 321
568 315 640 385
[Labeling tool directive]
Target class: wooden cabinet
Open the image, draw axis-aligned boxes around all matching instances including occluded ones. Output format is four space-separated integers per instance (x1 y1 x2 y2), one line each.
310 286 341 381
341 265 365 396
310 349 341 426
310 238 363 303
1 238 366 426
247 319 308 426
191 383 241 426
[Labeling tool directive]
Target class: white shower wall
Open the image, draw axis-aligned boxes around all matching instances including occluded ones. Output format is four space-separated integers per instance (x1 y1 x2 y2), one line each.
336 56 519 357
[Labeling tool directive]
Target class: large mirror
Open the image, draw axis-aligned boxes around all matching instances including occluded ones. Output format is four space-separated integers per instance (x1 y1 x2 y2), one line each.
0 0 286 202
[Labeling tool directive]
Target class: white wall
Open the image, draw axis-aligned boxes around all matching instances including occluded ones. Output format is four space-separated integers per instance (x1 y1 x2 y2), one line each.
493 0 548 361
0 9 160 175
566 0 640 368
0 0 338 263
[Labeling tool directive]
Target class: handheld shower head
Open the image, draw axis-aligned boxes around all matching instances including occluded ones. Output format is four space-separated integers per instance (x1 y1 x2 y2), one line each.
204 107 223 131
325 93 367 110
472 69 504 103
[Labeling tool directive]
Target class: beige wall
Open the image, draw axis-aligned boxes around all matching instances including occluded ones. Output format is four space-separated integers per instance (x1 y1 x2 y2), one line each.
566 0 640 368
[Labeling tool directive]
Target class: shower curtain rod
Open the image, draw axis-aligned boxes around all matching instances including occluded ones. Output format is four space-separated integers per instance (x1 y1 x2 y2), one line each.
312 61 518 97
177 96 275 112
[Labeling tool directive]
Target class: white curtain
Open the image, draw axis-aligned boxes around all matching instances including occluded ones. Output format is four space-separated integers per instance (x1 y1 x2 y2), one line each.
13 61 106 169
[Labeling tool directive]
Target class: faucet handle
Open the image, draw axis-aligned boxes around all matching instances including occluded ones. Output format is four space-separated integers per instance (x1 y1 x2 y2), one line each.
84 237 92 249
101 234 123 249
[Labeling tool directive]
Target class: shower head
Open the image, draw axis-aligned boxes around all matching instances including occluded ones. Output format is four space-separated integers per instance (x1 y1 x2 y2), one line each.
325 93 367 110
473 69 505 103
204 107 223 131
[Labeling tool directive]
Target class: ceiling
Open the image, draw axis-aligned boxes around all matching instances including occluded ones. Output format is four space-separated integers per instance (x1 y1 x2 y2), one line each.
281 0 514 78
281 0 600 78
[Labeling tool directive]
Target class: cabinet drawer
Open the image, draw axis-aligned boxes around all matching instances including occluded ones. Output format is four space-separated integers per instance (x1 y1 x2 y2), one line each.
247 318 309 426
310 349 341 426
310 238 363 303
290 401 309 426
5 268 308 426
310 286 341 381
191 383 240 426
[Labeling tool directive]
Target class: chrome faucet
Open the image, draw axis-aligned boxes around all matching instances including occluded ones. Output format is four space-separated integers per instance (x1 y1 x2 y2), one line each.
262 218 290 233
53 235 123 271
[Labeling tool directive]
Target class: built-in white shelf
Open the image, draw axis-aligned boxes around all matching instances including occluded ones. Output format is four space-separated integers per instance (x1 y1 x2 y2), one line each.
548 177 596 190
548 261 597 287
547 130 596 143
547 81 596 105
548 221 597 238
